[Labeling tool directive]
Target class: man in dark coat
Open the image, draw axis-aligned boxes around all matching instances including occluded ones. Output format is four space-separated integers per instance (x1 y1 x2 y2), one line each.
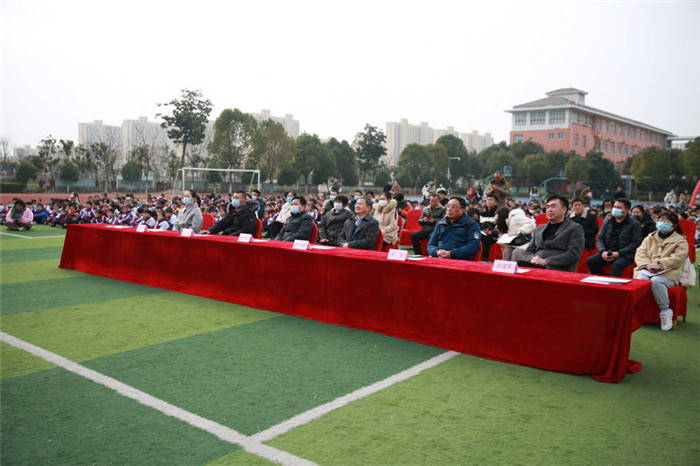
340 197 379 250
276 196 313 242
586 199 642 276
203 191 257 236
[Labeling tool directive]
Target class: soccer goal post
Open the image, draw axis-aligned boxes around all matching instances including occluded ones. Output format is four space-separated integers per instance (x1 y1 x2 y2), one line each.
174 167 261 193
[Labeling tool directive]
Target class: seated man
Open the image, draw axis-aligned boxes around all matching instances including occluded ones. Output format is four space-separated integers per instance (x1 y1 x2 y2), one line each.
519 195 584 272
5 200 34 231
276 196 313 242
569 198 598 251
203 191 257 236
427 197 480 260
411 194 446 255
586 199 642 276
319 195 353 246
340 197 379 250
33 203 49 224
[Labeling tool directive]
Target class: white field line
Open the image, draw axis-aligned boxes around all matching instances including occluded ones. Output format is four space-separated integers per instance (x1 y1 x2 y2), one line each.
0 232 65 239
0 331 316 466
250 350 460 443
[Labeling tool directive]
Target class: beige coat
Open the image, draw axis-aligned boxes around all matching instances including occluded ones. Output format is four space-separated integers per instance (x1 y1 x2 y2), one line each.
633 230 688 282
372 199 399 244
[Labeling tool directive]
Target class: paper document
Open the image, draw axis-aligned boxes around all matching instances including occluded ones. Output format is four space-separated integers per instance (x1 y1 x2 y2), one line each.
581 276 631 285
310 245 335 250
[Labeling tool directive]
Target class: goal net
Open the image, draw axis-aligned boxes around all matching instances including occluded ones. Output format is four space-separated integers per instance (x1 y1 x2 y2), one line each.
173 167 261 194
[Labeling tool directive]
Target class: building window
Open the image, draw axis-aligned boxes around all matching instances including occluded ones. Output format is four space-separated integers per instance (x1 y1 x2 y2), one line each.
548 133 554 140
595 120 601 131
571 112 578 124
610 122 615 134
514 134 523 143
549 109 565 124
602 121 608 132
530 111 545 125
617 144 621 153
624 145 629 155
602 142 607 152
573 134 579 146
558 132 564 139
514 112 527 126
582 135 587 147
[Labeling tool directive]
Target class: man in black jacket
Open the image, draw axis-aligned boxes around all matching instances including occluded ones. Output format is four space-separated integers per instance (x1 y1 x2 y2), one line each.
202 191 257 236
569 198 598 250
319 195 353 246
586 199 642 276
340 197 380 250
276 196 313 242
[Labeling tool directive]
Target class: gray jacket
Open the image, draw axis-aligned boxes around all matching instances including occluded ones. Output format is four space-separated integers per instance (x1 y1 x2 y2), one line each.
174 204 203 232
522 218 584 272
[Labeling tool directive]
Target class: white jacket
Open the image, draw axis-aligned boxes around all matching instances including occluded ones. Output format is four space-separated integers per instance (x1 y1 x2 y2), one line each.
506 208 534 235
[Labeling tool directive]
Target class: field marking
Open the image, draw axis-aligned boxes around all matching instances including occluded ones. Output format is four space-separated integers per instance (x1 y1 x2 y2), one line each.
250 350 460 443
0 331 316 466
0 232 65 239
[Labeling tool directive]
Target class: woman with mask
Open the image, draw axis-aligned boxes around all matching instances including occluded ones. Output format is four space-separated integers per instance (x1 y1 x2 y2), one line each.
631 204 656 238
173 189 203 232
634 212 688 331
269 191 295 239
318 195 353 246
372 191 399 248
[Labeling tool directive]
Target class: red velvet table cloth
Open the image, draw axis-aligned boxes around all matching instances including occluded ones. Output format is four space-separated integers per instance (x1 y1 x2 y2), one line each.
59 224 655 383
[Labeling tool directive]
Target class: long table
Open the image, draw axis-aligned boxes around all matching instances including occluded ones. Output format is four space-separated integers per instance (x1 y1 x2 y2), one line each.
59 224 655 383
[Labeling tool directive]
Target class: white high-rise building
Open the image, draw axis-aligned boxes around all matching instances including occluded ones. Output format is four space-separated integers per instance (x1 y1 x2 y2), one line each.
250 110 300 138
120 117 171 167
78 120 122 156
385 119 494 167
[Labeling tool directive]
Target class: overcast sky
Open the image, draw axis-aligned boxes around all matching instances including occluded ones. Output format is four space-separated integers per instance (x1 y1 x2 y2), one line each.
2 0 699 150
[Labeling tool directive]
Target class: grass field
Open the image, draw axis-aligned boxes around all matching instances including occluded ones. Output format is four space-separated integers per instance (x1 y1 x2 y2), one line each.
1 225 699 465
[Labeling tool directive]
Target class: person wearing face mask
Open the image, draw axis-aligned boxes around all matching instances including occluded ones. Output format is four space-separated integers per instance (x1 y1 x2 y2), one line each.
630 205 656 238
349 190 363 211
275 196 313 242
251 189 265 218
586 199 642 277
634 212 688 331
322 189 339 215
318 195 352 246
269 191 295 239
202 191 257 236
173 189 203 232
372 192 399 248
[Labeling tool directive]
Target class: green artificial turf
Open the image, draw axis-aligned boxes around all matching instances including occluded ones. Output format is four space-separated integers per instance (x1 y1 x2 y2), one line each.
0 259 79 284
1 291 277 379
1 365 238 465
208 450 275 465
0 225 66 238
0 236 64 251
83 315 444 435
0 246 63 264
0 275 167 316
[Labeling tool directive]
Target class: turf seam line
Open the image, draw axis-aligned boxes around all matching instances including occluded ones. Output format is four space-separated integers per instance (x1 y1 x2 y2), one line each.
0 331 317 466
0 232 65 239
250 350 460 443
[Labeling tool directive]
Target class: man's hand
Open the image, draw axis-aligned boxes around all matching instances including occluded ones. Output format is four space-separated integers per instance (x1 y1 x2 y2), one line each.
646 263 662 273
341 242 349 248
319 238 329 244
530 256 548 266
200 230 210 235
437 249 452 259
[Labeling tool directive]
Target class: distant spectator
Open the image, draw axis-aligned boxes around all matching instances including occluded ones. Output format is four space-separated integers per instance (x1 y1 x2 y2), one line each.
631 204 656 238
5 200 34 231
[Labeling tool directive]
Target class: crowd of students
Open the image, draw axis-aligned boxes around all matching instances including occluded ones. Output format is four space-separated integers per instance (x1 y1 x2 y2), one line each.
3 184 697 330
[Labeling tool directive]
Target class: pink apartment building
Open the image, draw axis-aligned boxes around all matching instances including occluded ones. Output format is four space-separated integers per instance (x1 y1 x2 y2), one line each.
507 88 674 168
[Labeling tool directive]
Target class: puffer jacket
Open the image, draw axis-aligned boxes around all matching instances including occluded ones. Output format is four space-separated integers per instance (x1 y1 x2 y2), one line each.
372 199 399 245
427 214 481 260
633 230 688 282
276 212 313 242
506 208 534 235
319 207 353 246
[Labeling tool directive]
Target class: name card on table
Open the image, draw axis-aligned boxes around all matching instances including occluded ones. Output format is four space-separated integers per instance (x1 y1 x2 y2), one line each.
492 259 518 274
136 224 147 232
238 233 252 243
180 228 193 237
292 240 310 250
387 249 408 261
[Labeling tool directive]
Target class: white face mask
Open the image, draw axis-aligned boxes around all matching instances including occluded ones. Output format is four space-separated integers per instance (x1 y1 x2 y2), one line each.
378 200 388 207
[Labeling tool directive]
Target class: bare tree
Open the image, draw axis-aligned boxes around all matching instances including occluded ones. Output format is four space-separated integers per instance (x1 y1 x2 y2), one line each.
0 137 10 163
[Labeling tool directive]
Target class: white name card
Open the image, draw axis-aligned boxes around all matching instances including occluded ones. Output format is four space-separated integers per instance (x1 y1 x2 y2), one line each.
387 249 408 261
292 240 310 250
181 228 193 237
136 224 147 232
238 233 253 243
492 259 518 274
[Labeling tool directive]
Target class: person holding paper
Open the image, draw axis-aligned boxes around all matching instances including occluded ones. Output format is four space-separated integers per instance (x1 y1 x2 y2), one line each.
427 197 480 261
202 191 257 237
519 195 584 272
586 199 642 277
173 190 203 233
276 196 313 242
633 212 688 331
340 197 380 250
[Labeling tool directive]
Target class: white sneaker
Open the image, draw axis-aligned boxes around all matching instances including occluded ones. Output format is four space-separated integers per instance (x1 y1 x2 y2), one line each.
660 309 673 331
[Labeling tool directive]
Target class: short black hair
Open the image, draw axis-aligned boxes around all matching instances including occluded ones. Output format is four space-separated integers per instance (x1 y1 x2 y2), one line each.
486 193 497 200
293 195 306 206
366 190 374 197
614 198 631 210
571 198 584 204
546 195 569 210
251 189 261 195
336 195 348 206
235 190 247 197
449 196 467 209
430 193 439 199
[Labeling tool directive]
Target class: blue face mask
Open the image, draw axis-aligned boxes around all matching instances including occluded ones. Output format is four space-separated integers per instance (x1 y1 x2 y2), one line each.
286 197 293 203
182 197 191 205
656 221 673 233
290 205 300 214
333 203 343 211
353 195 361 201
329 195 336 201
231 199 241 208
251 195 257 200
611 207 624 218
